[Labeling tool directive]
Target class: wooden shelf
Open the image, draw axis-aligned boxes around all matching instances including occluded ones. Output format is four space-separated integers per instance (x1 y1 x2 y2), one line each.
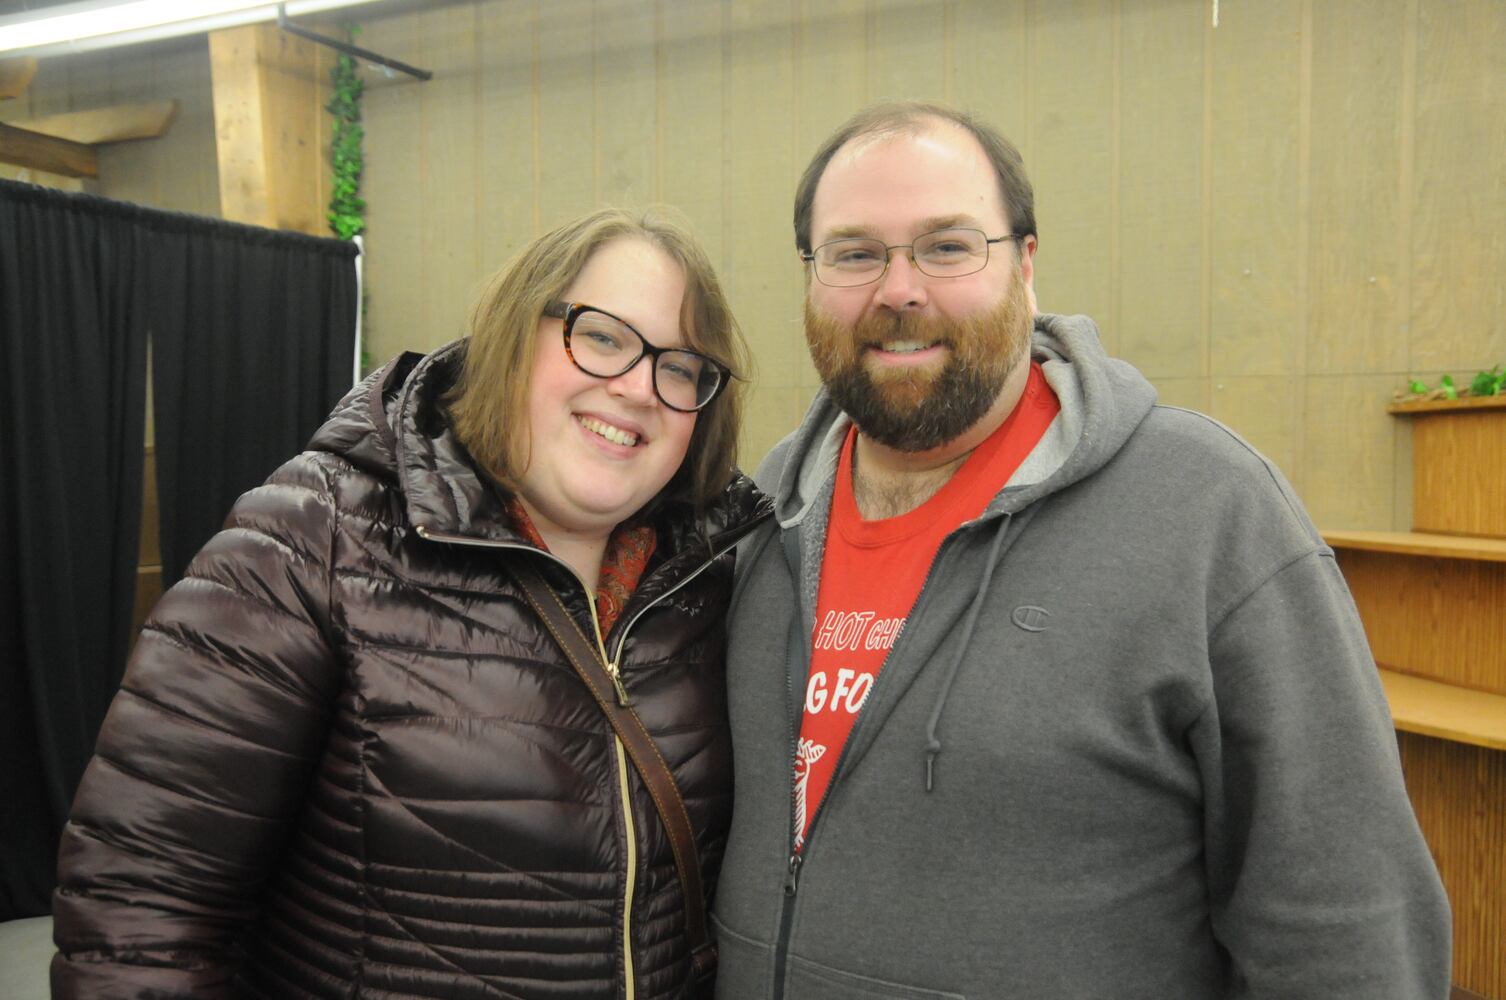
1378 668 1506 752
1388 394 1506 415
1323 529 1506 563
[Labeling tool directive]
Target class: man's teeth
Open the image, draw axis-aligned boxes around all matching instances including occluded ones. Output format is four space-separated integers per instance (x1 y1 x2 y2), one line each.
577 415 640 447
881 340 933 354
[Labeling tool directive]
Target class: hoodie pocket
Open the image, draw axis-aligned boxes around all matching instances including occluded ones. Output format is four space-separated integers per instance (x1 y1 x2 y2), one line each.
709 913 772 999
786 955 965 1000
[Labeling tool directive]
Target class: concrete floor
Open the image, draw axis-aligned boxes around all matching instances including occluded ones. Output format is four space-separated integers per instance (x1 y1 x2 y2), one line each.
0 916 52 1000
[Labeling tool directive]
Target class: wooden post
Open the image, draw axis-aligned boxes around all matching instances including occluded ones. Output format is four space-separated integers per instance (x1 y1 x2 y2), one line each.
209 23 330 235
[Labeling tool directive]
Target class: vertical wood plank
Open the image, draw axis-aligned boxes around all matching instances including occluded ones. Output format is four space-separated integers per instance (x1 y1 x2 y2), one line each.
417 5 482 351
91 42 219 215
476 0 538 271
1209 375 1301 480
1207 0 1302 378
950 0 1027 141
536 0 597 230
725 0 803 464
1397 734 1506 998
362 12 426 363
1117 0 1204 378
1409 0 1506 373
1301 374 1399 530
658 0 727 266
869 0 946 103
1150 376 1209 416
793 0 867 407
594 0 656 208
1306 0 1407 375
1029 0 1113 330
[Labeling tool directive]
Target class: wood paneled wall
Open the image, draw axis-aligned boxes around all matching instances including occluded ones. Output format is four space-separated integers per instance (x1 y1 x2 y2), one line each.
356 0 1506 530
7 0 1506 529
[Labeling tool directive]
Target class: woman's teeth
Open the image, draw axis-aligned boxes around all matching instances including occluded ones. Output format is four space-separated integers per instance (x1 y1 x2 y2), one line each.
577 415 640 447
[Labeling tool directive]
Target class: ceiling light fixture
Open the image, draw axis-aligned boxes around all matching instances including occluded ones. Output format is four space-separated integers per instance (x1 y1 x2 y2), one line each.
0 0 383 59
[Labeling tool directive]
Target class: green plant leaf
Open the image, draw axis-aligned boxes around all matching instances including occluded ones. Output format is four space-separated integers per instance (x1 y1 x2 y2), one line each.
1440 373 1458 400
1470 366 1503 397
1408 378 1427 394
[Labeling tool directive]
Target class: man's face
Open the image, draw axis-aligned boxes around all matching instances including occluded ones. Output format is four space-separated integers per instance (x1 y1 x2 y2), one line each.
803 123 1037 453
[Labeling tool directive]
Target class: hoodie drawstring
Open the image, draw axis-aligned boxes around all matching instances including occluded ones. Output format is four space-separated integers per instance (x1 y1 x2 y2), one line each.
924 511 1014 792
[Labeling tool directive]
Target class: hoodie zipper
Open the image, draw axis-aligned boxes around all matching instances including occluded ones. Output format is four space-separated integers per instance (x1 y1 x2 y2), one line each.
414 522 754 999
770 525 979 1000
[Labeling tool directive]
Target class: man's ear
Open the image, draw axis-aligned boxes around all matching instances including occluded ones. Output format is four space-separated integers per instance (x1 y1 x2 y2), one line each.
1020 235 1038 313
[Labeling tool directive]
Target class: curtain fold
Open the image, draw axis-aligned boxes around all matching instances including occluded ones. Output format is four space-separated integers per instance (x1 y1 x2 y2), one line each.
0 180 150 919
149 218 359 588
0 178 359 918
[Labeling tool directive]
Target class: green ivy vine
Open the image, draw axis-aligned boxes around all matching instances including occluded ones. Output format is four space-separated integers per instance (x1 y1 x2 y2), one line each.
1402 366 1504 402
327 26 365 241
326 26 369 372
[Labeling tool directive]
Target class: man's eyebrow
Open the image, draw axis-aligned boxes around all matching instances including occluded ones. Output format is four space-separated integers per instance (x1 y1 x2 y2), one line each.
820 224 878 241
817 215 985 244
917 214 980 232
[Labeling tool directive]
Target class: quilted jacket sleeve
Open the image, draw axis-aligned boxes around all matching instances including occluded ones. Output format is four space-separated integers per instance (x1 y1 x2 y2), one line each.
51 453 349 999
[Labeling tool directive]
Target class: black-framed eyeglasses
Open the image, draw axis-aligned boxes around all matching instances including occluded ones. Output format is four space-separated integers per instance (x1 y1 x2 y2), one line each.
800 227 1024 287
543 301 731 413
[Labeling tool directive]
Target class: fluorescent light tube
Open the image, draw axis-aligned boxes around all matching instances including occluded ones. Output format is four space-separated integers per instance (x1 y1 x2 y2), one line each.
0 0 380 58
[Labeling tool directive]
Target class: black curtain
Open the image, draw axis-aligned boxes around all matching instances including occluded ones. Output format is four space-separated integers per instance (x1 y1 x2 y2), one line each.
0 180 150 918
0 179 359 918
150 220 359 587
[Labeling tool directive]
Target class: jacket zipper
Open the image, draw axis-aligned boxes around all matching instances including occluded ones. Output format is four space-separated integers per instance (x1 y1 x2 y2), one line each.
585 597 639 1000
414 523 754 999
769 525 981 1000
414 527 656 999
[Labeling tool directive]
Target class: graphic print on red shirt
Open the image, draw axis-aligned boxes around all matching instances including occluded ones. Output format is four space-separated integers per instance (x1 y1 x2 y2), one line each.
794 362 1060 850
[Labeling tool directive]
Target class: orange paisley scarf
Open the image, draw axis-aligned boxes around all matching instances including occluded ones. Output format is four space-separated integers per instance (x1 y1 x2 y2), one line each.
505 498 657 636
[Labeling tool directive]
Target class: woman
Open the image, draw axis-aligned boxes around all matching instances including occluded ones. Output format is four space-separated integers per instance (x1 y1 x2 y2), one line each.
51 208 770 999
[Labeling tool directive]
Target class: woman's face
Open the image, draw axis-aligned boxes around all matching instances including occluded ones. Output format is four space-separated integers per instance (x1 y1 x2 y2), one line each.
517 237 698 543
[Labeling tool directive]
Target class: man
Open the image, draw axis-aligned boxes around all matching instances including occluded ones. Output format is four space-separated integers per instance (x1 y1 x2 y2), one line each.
711 101 1450 999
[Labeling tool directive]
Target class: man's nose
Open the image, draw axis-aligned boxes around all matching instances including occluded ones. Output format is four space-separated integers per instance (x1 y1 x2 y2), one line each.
873 249 927 311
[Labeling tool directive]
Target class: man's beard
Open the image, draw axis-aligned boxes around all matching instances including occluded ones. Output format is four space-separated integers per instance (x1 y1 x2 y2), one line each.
804 277 1033 453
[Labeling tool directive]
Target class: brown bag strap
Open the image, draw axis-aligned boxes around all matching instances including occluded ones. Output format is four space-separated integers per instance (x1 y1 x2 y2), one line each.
512 561 715 978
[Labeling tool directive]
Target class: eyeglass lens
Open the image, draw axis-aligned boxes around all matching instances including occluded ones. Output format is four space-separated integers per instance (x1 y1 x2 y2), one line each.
813 227 992 287
568 309 721 411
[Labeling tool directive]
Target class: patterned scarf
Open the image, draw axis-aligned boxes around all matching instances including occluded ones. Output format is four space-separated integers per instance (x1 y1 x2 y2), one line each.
505 498 657 635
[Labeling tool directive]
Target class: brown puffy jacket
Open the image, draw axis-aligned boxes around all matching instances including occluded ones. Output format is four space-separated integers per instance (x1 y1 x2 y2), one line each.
51 343 771 999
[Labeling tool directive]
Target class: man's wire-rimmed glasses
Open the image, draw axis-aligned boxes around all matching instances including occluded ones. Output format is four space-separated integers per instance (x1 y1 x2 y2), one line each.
543 301 731 413
800 227 1024 287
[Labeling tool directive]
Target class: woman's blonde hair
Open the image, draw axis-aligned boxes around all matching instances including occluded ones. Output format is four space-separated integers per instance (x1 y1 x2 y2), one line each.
446 207 748 513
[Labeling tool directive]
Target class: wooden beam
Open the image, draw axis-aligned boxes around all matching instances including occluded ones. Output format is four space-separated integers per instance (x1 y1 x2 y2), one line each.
13 100 179 144
0 58 38 100
0 121 97 178
209 24 329 235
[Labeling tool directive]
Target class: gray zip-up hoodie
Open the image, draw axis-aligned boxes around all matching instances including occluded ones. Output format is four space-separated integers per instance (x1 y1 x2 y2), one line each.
712 314 1450 999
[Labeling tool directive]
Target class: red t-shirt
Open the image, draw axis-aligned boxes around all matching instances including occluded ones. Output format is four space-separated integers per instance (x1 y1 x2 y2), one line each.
794 363 1060 850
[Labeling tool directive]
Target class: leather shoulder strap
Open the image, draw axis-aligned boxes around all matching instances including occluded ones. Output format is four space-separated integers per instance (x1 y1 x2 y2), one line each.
512 560 715 977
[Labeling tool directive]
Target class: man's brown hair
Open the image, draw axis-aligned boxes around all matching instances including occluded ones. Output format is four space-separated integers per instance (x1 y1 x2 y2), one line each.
792 100 1037 253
